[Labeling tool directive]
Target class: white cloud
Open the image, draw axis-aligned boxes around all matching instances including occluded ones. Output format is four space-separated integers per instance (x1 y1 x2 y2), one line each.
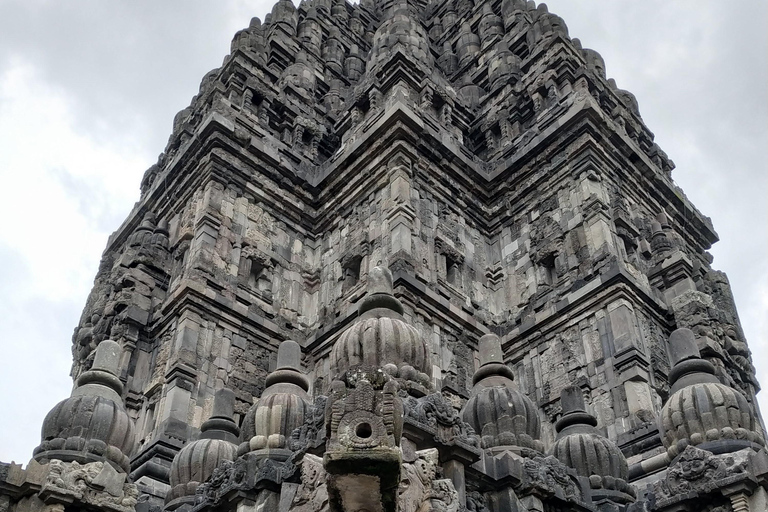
0 60 148 462
0 60 147 299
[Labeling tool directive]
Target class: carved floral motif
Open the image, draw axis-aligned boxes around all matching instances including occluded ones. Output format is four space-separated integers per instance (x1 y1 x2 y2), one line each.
40 461 138 512
403 392 480 450
658 446 748 499
519 456 579 501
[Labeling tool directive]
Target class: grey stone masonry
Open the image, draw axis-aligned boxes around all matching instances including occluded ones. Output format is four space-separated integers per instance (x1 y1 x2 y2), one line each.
71 0 762 497
2 1 766 512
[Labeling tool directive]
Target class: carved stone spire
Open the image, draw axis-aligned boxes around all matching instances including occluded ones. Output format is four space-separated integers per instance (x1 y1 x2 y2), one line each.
551 386 635 504
461 334 544 455
438 41 459 76
368 0 434 70
127 212 156 248
165 389 239 510
478 3 503 46
34 340 135 473
659 328 765 459
456 21 480 67
344 44 365 81
270 0 298 36
240 340 311 460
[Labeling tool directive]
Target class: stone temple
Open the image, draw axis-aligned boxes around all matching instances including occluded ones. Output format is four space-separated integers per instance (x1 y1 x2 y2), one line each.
2 0 766 511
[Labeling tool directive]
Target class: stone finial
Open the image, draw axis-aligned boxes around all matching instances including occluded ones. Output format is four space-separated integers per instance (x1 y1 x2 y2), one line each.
668 327 700 366
656 211 671 228
651 218 672 256
560 385 587 416
438 41 459 76
35 340 134 473
552 386 634 501
330 266 431 394
240 340 311 458
502 0 527 17
368 0 433 68
152 219 170 249
581 48 606 78
271 0 298 35
462 333 543 454
265 340 309 391
276 339 302 370
210 388 236 423
128 212 157 247
478 333 503 366
139 212 156 230
456 22 480 66
479 3 503 44
659 328 765 458
666 327 719 394
166 388 239 508
358 266 405 315
472 333 514 385
555 386 598 433
344 44 365 81
368 266 394 294
91 338 121 374
72 339 124 401
155 218 169 234
331 0 348 22
199 388 239 443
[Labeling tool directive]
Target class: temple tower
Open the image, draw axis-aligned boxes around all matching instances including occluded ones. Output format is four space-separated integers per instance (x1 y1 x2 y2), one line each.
2 1 765 512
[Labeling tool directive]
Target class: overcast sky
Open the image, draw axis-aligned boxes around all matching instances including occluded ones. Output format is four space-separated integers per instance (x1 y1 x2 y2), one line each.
0 1 765 464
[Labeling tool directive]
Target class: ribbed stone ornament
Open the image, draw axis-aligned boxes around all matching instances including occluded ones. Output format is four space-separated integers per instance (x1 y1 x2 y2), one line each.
166 388 240 510
34 340 135 473
330 267 431 393
551 386 634 500
240 340 311 459
461 334 543 454
369 0 434 69
659 328 765 458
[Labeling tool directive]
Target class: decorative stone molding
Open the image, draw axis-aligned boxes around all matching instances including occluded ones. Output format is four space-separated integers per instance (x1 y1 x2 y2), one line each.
398 449 460 512
40 461 138 512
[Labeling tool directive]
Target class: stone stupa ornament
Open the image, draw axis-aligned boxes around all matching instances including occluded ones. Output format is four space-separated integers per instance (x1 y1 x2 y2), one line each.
659 328 765 459
331 266 432 396
240 339 311 460
461 333 544 455
551 386 635 504
165 388 240 510
34 339 135 473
